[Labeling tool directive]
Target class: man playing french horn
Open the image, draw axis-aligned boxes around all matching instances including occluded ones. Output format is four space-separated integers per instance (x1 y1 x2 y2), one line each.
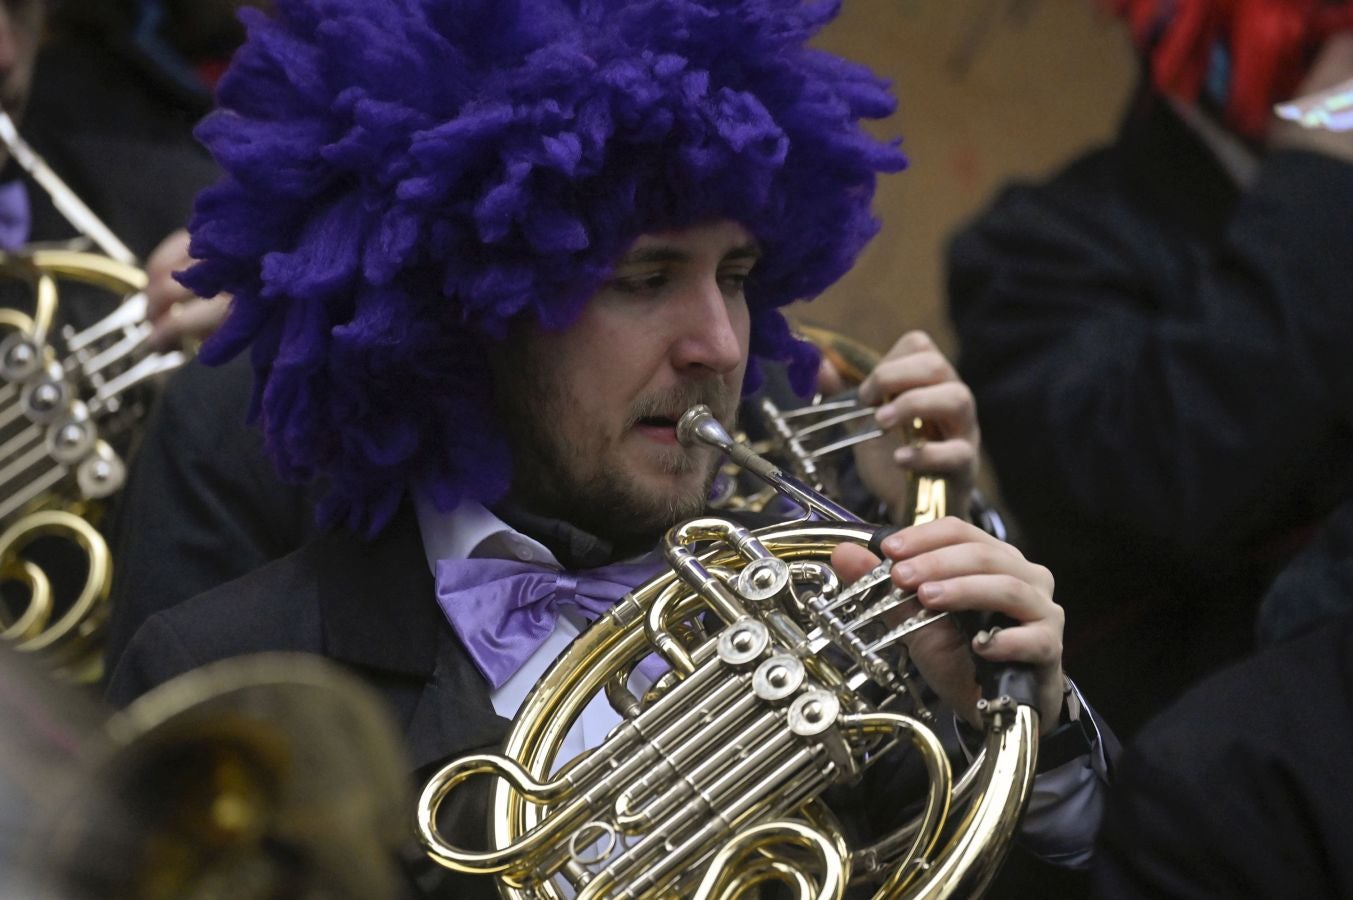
107 0 1113 896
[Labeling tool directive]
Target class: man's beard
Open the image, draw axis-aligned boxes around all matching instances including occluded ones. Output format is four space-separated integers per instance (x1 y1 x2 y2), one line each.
528 447 715 555
499 373 738 555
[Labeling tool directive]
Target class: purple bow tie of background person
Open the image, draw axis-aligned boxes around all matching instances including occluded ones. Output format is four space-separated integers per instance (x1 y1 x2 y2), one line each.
0 181 30 251
435 555 667 690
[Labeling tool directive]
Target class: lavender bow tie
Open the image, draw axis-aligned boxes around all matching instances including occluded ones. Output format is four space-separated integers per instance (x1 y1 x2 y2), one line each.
435 555 664 689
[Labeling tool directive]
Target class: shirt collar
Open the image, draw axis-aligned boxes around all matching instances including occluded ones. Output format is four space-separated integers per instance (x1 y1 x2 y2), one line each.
413 492 560 572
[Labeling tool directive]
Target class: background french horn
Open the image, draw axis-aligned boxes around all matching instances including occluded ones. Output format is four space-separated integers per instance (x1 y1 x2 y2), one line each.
0 109 187 681
0 647 409 899
417 406 1041 899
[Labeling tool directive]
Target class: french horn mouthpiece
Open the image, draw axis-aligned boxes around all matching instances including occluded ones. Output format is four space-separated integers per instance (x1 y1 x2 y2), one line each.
676 404 734 452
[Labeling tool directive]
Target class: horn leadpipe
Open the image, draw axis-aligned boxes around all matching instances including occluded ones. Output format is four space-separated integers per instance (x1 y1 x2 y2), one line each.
677 404 863 524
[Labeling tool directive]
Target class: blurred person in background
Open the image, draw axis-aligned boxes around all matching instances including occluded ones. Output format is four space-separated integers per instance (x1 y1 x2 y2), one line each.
1091 605 1353 897
947 0 1353 737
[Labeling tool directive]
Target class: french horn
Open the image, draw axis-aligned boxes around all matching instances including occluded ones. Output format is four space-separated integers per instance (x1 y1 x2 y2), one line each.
416 405 1040 899
0 110 187 680
1 647 410 899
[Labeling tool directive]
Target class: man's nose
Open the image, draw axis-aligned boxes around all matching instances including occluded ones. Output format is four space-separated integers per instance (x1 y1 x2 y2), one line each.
669 279 745 376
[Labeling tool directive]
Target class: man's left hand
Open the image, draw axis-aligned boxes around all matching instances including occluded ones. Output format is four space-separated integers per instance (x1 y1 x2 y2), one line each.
832 517 1065 735
854 330 979 522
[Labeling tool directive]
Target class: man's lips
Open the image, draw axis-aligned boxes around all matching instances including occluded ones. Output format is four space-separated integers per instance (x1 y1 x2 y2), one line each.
633 415 682 444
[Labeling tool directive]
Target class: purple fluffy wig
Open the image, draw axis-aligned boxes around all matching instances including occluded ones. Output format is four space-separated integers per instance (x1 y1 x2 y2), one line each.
182 0 907 536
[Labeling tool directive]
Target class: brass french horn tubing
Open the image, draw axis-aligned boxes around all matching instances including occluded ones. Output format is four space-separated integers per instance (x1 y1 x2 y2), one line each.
679 405 863 523
417 404 1040 898
712 322 945 526
0 556 50 640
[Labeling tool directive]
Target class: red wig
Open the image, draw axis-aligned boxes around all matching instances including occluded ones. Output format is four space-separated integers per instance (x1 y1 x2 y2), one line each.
1112 0 1353 137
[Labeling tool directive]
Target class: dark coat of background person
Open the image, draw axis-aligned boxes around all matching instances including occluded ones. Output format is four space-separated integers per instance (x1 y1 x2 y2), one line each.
1090 610 1353 899
1258 500 1353 643
947 83 1353 737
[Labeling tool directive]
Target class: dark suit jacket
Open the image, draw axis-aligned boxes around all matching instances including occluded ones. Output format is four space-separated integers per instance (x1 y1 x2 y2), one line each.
108 503 506 768
107 503 506 898
108 498 1112 898
104 357 326 668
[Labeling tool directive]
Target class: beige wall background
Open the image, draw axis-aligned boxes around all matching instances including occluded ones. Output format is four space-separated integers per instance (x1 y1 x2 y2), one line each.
799 0 1138 357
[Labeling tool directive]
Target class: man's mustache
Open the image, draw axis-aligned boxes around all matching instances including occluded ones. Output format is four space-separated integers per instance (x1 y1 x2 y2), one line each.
626 381 738 432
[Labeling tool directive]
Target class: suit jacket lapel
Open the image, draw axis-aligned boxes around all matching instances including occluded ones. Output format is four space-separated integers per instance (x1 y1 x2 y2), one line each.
406 635 510 771
310 501 766 771
314 501 509 769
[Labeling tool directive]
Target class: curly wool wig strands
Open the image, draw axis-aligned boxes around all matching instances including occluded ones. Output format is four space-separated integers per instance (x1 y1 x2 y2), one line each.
181 0 907 536
1113 0 1353 138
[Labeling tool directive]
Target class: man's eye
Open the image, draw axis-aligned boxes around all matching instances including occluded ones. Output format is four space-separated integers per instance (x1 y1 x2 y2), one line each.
609 272 669 294
719 270 752 295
